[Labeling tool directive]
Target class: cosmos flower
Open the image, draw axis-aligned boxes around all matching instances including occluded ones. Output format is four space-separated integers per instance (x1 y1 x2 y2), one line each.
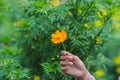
51 30 67 44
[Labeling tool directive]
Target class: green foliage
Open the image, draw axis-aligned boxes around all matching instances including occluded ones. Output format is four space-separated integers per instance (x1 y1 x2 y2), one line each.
41 62 73 80
0 45 29 80
0 0 120 80
0 58 29 80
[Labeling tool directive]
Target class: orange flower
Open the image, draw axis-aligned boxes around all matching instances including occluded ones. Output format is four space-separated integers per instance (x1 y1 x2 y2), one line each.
51 30 67 44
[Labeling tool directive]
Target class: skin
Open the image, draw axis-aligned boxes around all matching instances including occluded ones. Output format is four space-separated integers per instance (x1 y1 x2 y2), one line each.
60 51 89 80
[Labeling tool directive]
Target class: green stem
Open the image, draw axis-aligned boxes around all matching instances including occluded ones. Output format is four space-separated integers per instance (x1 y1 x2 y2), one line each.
76 0 79 14
79 2 94 22
62 42 66 51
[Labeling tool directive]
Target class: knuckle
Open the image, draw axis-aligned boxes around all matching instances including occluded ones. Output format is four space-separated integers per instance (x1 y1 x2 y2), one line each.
75 56 79 60
61 67 66 71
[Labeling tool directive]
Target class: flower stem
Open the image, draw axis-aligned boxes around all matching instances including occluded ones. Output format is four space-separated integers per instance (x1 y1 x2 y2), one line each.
62 42 66 51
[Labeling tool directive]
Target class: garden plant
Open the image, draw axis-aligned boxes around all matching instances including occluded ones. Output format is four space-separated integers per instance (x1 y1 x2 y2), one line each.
0 0 120 80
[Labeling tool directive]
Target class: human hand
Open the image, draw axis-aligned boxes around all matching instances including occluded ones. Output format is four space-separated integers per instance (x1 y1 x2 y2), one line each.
60 51 89 80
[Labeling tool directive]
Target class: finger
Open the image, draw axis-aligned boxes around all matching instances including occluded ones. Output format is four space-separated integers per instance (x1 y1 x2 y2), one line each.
61 51 72 56
71 55 86 68
72 55 83 63
60 61 73 66
61 66 69 71
60 55 73 61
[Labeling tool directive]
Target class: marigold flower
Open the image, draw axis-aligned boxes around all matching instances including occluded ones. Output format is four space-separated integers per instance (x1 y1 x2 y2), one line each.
94 20 102 27
51 30 67 44
95 69 104 77
114 55 120 65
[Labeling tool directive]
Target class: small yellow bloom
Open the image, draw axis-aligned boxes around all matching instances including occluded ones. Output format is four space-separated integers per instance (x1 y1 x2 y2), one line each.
50 0 60 7
97 12 103 18
116 66 120 74
34 75 40 80
14 21 23 26
97 10 107 18
95 69 104 77
114 55 120 65
56 55 59 58
51 30 67 44
94 20 102 27
84 23 90 29
51 57 55 60
102 10 107 16
95 38 102 44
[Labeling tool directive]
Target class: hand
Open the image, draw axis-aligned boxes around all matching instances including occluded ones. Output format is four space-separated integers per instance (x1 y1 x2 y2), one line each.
60 51 89 80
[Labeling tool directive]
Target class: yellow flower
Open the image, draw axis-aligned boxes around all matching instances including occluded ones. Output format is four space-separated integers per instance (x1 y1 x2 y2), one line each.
56 55 59 58
95 38 102 44
114 55 120 65
34 75 40 80
51 57 55 60
84 23 90 29
97 12 103 18
94 20 102 27
95 69 104 77
116 66 120 74
14 21 23 26
51 30 67 44
102 10 107 16
97 10 107 18
50 0 60 7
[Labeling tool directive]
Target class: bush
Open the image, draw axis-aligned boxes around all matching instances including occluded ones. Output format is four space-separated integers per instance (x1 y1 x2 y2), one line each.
0 0 120 80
